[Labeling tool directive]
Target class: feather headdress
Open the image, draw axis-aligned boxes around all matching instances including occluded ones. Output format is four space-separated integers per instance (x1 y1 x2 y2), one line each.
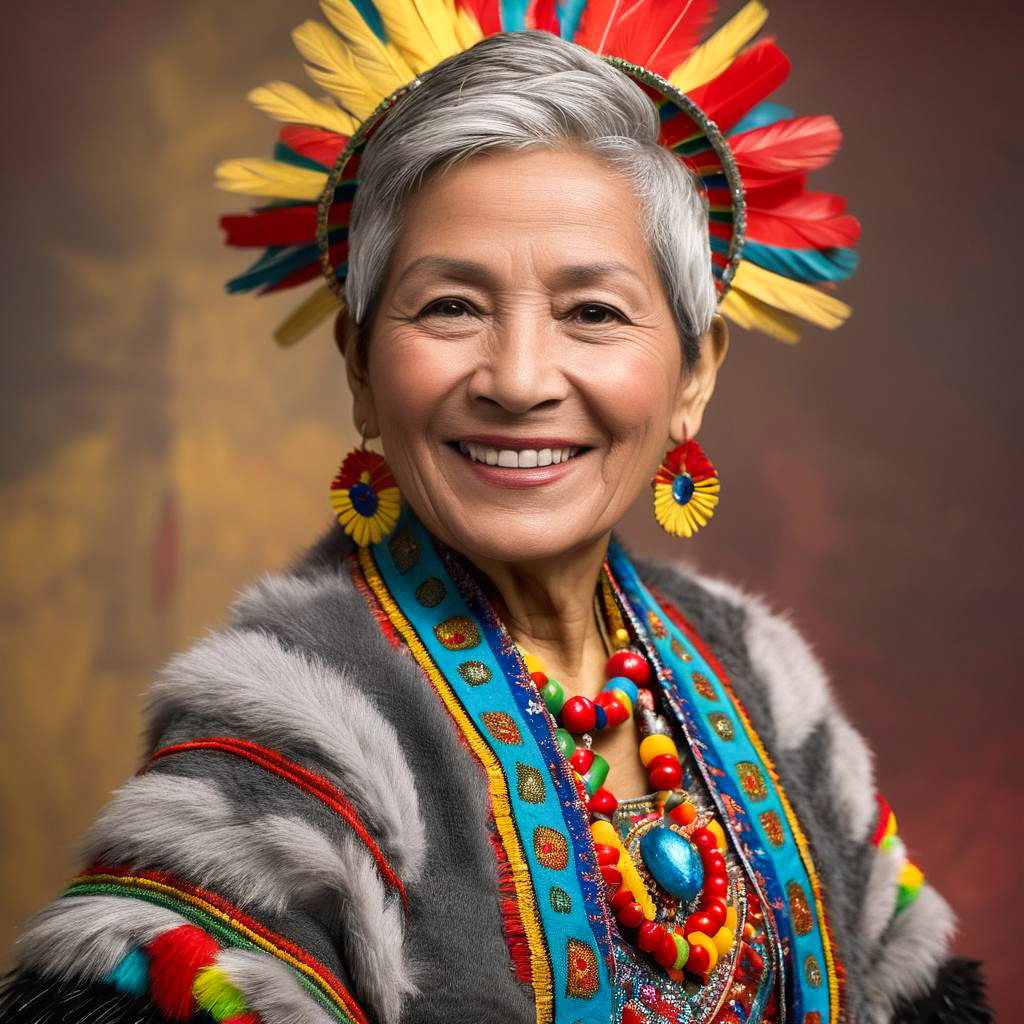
217 0 860 347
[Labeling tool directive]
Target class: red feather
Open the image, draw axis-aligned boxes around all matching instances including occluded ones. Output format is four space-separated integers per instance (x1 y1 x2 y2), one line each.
220 202 351 248
145 926 219 1022
574 0 715 77
458 0 501 34
279 124 348 168
728 115 841 179
688 39 790 135
526 0 559 32
744 209 861 249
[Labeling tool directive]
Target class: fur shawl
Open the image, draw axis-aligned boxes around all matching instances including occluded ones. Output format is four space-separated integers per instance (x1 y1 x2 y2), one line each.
1 525 986 1024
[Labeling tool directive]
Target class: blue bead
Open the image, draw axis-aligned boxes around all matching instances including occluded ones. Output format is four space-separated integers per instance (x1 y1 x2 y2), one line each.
604 675 639 708
349 480 379 516
672 473 695 505
639 825 704 902
593 703 609 730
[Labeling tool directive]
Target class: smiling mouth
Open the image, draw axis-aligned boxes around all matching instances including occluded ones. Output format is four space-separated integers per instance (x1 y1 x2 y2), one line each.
453 441 586 468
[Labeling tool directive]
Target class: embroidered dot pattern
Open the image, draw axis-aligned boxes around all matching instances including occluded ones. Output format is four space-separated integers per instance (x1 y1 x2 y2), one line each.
457 660 491 686
708 711 735 741
736 761 768 801
759 810 786 848
481 711 522 746
434 615 481 651
414 577 445 607
787 880 814 936
565 938 600 998
516 763 546 804
534 826 570 870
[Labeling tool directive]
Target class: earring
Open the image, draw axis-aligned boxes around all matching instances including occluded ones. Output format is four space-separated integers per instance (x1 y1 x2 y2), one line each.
651 438 720 538
329 426 401 547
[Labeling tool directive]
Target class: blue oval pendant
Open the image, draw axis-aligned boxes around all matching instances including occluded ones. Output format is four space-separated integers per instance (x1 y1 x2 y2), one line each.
639 825 704 902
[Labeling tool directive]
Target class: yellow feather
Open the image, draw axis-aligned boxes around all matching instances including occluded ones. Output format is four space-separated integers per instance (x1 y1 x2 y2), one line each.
372 0 462 73
214 158 327 201
247 82 357 136
720 288 801 343
669 0 769 94
274 285 344 347
729 261 851 331
320 0 416 95
293 20 381 121
448 0 485 48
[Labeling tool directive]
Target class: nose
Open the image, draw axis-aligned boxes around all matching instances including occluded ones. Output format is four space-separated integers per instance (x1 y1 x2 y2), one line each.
466 314 569 414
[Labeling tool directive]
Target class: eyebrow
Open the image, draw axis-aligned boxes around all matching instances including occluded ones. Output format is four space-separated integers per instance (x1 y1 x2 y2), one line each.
395 255 646 290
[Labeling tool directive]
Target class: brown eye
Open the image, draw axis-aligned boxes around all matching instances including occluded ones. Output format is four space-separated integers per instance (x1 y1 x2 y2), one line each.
423 298 471 317
574 304 623 325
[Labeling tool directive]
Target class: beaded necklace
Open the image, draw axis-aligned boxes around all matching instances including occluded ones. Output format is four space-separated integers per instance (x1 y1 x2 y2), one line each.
518 595 739 981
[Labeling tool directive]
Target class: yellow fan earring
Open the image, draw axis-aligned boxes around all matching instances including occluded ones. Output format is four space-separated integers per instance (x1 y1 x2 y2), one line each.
328 424 402 547
651 437 720 538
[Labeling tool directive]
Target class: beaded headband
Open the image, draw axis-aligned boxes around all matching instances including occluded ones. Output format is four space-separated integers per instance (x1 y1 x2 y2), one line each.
217 0 860 346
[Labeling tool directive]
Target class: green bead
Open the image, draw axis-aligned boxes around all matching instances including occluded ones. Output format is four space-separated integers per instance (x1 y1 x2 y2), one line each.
542 678 565 716
554 728 576 758
583 752 609 795
671 931 689 970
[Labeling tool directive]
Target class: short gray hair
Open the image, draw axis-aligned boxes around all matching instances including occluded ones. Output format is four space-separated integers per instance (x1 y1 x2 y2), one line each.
346 30 716 370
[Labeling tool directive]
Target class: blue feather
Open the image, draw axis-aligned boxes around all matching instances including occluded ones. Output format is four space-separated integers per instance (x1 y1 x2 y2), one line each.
350 0 388 42
557 0 586 39
730 102 794 136
272 142 332 173
710 236 858 282
501 0 530 31
227 229 348 293
102 949 150 999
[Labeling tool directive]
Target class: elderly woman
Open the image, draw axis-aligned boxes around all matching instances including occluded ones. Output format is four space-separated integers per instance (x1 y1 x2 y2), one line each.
0 8 988 1024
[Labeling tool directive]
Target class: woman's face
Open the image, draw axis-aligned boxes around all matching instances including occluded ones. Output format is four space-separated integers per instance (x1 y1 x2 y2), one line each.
348 146 723 565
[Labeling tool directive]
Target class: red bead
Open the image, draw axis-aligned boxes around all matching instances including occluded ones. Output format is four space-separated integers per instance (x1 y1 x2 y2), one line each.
699 897 727 929
610 886 635 913
654 931 679 969
569 747 594 774
637 920 663 953
593 842 619 866
647 753 678 773
588 788 618 817
703 874 728 900
560 695 597 733
704 851 727 878
686 939 711 974
600 865 623 890
622 1005 646 1024
683 912 715 936
691 828 716 855
530 671 547 686
648 761 683 790
594 692 630 727
617 901 645 928
604 649 651 687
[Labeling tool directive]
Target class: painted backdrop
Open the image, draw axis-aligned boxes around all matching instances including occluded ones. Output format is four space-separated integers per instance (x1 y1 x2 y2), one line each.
1 2 1020 1018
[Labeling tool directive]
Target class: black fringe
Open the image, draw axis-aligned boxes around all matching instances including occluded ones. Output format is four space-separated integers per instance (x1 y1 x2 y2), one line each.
0 968 213 1024
891 958 993 1024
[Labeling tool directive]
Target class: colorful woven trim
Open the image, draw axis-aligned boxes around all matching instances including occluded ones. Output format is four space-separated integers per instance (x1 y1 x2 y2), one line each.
63 865 367 1024
606 543 846 1024
140 736 408 913
871 793 925 913
356 507 615 1024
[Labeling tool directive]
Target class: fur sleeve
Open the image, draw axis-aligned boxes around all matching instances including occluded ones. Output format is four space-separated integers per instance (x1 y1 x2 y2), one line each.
3 616 426 1024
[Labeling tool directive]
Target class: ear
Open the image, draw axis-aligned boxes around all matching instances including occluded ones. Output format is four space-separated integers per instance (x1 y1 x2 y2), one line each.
336 309 381 439
669 313 729 443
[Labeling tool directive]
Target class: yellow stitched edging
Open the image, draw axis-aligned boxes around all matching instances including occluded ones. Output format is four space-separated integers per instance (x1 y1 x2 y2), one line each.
721 692 842 1023
358 546 554 1024
70 873 360 1022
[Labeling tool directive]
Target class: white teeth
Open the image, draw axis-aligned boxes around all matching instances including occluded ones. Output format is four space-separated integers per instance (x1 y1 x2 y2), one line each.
457 442 582 468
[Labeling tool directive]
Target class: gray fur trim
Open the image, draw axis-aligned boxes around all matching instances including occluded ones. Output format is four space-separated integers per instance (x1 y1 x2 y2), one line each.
144 622 426 883
215 948 340 1024
866 882 957 1024
12 895 187 983
859 838 905 950
823 708 877 843
81 772 416 1024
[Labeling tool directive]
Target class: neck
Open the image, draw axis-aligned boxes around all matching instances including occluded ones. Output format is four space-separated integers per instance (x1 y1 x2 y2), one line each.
467 531 613 696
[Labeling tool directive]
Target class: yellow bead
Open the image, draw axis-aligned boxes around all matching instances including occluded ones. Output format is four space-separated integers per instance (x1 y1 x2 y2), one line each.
613 628 631 649
725 904 738 933
706 819 727 852
712 926 735 956
742 921 756 941
883 812 898 840
521 651 544 675
688 932 718 972
591 820 618 847
639 734 677 767
899 861 924 889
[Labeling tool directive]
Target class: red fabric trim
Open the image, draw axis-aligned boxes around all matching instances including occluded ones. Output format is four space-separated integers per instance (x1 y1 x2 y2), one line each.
79 862 367 1024
870 792 892 847
140 737 408 914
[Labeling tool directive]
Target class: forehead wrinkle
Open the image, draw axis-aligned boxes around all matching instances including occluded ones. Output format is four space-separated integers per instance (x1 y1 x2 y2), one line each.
552 261 647 289
396 255 499 288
